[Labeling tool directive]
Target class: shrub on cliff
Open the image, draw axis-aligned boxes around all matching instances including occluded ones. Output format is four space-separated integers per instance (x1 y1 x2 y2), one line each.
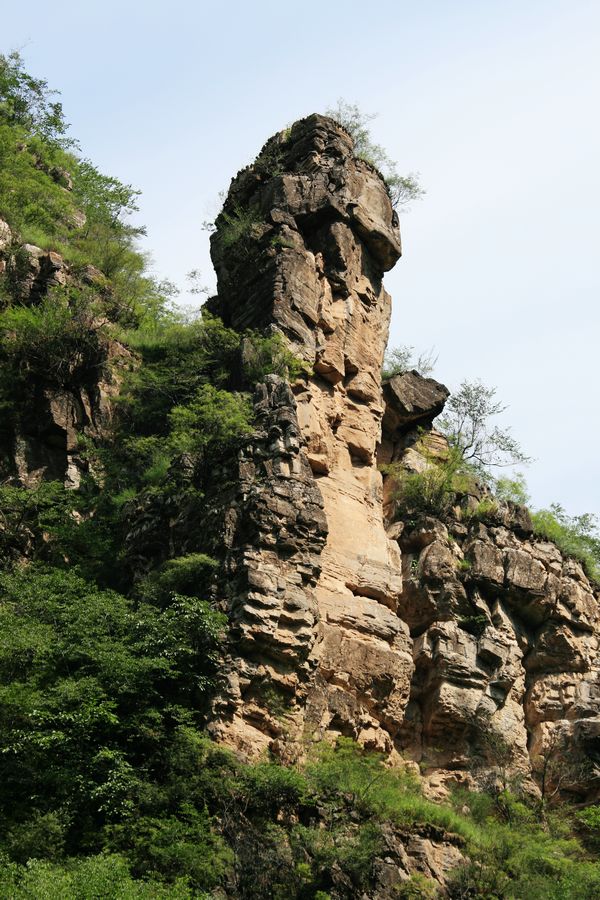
532 504 600 582
0 287 107 400
325 100 424 209
382 344 437 379
384 447 475 519
168 383 253 465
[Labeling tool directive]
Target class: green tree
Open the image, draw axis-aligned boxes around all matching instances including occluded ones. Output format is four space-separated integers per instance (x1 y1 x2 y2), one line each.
0 565 225 865
325 100 424 208
382 344 437 379
437 379 530 477
0 51 70 144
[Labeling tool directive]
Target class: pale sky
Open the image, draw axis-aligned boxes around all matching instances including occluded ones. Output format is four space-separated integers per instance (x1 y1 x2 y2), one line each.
3 0 599 515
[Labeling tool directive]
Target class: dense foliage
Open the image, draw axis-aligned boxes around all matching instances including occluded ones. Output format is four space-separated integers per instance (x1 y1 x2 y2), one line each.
0 51 159 322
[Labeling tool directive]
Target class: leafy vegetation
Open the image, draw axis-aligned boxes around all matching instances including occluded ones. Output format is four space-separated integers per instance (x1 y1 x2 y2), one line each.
1 53 599 899
383 446 476 519
325 100 425 209
218 202 264 251
0 50 168 325
494 472 530 506
382 344 437 379
532 504 600 582
437 379 531 477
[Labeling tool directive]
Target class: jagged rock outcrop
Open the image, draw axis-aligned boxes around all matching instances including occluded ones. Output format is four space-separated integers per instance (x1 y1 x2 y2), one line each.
206 114 600 800
381 374 600 797
5 111 597 804
207 376 328 753
208 115 412 754
0 222 130 488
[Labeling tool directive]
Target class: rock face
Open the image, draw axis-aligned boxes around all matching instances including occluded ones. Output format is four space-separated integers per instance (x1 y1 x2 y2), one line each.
207 376 328 754
208 114 600 799
381 376 600 796
5 114 597 800
0 223 130 488
209 115 411 753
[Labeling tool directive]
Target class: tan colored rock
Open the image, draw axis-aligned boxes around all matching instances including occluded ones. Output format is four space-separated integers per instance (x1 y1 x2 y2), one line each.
505 547 547 593
0 218 11 252
382 371 449 436
469 540 505 587
207 115 413 752
205 113 600 802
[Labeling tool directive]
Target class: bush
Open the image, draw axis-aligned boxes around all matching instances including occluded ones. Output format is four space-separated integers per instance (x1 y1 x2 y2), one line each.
494 473 530 506
168 384 252 460
218 202 263 250
242 330 309 383
0 287 107 400
107 808 232 889
576 806 600 849
384 448 474 519
462 497 499 523
532 504 600 582
382 345 437 379
325 100 424 209
138 553 218 603
0 852 194 898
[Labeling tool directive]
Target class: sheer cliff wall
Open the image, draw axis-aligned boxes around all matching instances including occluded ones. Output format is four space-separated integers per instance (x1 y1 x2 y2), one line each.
206 115 600 799
208 114 411 755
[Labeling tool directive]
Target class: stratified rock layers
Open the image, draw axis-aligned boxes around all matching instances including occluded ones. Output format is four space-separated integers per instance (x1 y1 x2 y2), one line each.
208 114 600 796
209 115 411 753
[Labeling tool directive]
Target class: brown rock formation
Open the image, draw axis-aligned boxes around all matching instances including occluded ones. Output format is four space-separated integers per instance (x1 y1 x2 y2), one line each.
382 389 600 797
209 115 411 753
207 114 600 800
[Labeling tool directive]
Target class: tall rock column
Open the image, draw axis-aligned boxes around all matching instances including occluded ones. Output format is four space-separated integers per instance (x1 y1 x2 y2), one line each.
210 115 412 753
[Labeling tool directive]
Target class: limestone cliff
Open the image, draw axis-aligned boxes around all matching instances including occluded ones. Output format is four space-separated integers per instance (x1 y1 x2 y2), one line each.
206 114 600 800
381 375 600 799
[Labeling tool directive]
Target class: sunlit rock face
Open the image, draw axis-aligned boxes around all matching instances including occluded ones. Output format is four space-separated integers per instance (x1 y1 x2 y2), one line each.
209 114 410 754
207 115 600 801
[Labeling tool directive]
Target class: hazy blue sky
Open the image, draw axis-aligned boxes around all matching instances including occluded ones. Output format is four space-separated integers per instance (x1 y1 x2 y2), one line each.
4 0 599 515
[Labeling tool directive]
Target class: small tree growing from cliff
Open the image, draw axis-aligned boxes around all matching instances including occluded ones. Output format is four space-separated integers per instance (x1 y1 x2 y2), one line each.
382 344 437 379
437 379 530 479
325 100 424 209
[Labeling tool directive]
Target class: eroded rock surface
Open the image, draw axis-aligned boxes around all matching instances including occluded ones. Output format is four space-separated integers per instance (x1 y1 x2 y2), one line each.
209 115 410 753
207 114 600 801
382 405 600 798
